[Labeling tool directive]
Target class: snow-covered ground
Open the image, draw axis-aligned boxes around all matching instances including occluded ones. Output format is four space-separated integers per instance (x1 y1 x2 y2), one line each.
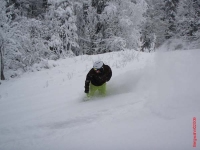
0 49 199 150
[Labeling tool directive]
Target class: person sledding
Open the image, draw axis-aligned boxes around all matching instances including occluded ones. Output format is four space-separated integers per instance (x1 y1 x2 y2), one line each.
84 61 112 98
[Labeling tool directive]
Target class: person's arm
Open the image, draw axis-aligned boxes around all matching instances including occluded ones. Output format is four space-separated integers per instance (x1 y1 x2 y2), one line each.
84 69 93 93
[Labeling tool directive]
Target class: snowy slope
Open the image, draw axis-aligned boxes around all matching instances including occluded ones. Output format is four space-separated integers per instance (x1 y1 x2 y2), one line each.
0 49 199 150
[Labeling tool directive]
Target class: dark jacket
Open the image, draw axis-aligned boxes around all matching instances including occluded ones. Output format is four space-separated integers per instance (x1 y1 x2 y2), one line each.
85 64 112 92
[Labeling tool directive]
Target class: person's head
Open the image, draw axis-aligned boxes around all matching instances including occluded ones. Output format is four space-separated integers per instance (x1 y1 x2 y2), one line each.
93 61 104 73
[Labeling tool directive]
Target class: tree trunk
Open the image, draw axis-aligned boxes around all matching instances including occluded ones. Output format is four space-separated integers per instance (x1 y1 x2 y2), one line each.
0 45 5 80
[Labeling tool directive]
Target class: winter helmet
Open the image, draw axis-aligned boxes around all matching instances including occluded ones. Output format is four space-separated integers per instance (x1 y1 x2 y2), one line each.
93 61 103 69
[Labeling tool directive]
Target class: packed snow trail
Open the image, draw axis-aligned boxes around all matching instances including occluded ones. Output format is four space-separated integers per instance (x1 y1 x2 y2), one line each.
0 50 199 150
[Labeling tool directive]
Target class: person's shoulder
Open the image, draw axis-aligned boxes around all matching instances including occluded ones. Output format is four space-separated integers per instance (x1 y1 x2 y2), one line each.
103 64 111 69
87 68 94 74
89 68 94 72
103 64 109 67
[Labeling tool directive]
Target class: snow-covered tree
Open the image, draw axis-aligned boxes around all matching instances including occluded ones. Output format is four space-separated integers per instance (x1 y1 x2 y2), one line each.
163 0 179 39
7 0 48 18
141 0 179 50
0 0 18 79
141 0 166 49
45 0 79 58
1 0 53 78
115 0 146 49
176 0 200 39
100 2 126 52
92 0 109 14
74 1 87 55
75 0 145 54
81 3 100 54
0 0 7 80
